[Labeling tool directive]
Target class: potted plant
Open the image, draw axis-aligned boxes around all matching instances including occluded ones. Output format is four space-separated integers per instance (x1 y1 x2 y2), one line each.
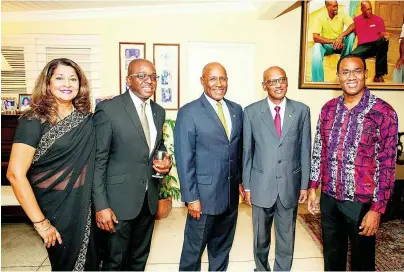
155 119 181 220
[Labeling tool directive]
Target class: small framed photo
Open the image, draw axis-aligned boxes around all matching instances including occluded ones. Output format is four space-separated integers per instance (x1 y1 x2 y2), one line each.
94 96 114 106
119 42 146 94
18 94 32 111
153 43 180 110
93 96 114 111
1 97 16 111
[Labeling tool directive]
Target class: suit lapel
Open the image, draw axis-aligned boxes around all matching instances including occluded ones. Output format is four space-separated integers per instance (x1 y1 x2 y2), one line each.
224 98 237 140
200 94 228 140
123 91 149 149
280 98 296 143
150 100 162 155
260 99 278 138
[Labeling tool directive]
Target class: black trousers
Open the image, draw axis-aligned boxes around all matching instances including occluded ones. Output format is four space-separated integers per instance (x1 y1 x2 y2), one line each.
320 193 376 271
351 38 389 77
103 195 155 271
179 208 238 271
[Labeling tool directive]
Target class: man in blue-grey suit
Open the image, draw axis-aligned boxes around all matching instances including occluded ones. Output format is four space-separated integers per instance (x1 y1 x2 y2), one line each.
174 62 244 271
243 66 311 271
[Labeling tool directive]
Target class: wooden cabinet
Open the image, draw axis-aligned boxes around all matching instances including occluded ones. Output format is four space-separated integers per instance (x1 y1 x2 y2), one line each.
1 115 28 222
375 1 404 29
1 115 19 185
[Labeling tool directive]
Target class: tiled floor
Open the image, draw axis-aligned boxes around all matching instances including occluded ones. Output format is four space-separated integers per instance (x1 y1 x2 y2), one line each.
1 204 323 271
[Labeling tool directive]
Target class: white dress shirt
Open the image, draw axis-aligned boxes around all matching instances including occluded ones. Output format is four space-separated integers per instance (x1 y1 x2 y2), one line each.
399 24 404 43
267 97 286 129
128 91 157 155
204 93 232 137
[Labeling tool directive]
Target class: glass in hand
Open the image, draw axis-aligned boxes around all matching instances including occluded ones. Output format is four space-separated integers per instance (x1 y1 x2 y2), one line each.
152 150 168 179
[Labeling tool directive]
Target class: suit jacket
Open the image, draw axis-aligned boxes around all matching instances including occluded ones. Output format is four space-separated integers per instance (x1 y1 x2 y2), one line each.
92 91 166 220
242 97 311 209
174 94 243 215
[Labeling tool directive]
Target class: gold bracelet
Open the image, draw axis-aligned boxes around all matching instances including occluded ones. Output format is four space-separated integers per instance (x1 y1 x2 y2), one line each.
32 218 46 224
33 219 51 232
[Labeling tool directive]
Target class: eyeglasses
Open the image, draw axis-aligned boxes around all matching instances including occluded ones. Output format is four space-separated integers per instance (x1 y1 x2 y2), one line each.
205 76 228 83
337 69 364 80
128 73 159 81
263 77 288 86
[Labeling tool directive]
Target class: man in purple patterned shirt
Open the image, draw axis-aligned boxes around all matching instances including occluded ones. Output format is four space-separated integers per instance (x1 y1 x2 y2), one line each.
307 55 398 271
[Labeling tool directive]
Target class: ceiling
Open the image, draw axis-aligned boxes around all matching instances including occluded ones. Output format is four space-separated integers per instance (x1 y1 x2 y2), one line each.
1 1 298 22
1 0 246 12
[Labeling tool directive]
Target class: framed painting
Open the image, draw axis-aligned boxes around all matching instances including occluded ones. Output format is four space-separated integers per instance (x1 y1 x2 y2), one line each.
153 43 180 110
299 0 404 90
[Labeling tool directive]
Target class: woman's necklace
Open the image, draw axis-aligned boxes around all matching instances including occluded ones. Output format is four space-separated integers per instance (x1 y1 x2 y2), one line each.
57 105 74 121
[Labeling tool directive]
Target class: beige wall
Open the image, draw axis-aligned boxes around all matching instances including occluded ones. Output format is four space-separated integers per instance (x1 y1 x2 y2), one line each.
2 7 403 177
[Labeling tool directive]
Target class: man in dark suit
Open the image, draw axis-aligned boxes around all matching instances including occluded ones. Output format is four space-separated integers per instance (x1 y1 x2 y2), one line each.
92 59 171 270
174 62 244 271
243 66 311 271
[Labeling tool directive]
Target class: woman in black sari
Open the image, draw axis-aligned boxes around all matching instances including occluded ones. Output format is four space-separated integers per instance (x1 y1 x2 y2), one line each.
7 58 98 271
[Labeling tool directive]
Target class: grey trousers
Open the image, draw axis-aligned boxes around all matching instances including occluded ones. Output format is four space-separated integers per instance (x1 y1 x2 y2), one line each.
252 197 298 271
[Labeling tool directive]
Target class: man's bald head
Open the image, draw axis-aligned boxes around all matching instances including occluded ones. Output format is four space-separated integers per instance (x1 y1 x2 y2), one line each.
200 62 228 101
263 66 287 81
127 59 154 76
202 62 227 78
262 66 288 104
126 58 157 101
360 1 372 18
325 0 338 17
360 1 371 8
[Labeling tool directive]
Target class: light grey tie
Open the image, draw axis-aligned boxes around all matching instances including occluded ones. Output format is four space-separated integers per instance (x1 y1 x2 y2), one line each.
140 102 151 150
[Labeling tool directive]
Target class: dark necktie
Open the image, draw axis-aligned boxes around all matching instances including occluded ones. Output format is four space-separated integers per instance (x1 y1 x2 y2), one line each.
274 106 281 138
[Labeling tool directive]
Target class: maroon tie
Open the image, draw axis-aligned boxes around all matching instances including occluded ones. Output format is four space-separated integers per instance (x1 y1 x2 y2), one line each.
274 106 281 138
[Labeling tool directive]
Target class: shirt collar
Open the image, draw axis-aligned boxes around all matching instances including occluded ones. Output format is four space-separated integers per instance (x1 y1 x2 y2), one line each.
204 93 225 108
267 97 286 111
128 89 151 108
326 12 340 20
339 87 370 113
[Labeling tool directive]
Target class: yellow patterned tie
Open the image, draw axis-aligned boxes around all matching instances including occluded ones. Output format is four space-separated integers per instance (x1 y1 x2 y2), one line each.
216 101 229 139
140 102 151 149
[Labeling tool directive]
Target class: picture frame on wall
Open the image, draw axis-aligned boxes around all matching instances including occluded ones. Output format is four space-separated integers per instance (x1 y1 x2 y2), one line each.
153 43 180 110
119 42 146 94
18 94 32 111
299 0 404 90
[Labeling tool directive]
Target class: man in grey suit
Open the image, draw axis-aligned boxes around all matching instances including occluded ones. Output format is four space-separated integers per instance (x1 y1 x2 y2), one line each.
243 66 311 271
93 59 171 270
174 62 244 271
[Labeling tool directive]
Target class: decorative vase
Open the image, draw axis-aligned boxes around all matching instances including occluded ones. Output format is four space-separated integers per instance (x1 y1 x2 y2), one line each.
155 196 172 220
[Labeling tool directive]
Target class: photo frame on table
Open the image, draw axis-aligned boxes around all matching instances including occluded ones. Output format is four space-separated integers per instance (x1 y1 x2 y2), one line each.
94 96 114 105
1 96 16 111
153 43 180 110
119 42 146 94
299 0 404 90
18 94 31 111
93 96 114 111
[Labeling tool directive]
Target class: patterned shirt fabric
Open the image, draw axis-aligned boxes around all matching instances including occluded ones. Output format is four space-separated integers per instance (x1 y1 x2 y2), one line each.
309 88 398 213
